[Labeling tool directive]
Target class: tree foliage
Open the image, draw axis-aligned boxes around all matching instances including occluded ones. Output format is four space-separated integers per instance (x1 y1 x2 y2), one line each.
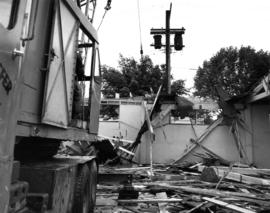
171 79 189 96
194 46 270 99
102 55 188 98
102 66 127 97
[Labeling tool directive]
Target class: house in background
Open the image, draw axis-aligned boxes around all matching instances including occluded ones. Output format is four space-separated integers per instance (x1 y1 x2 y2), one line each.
98 96 219 164
99 98 146 141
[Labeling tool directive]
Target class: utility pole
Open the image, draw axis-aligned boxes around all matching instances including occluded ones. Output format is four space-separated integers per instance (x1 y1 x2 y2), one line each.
166 5 171 94
150 4 185 95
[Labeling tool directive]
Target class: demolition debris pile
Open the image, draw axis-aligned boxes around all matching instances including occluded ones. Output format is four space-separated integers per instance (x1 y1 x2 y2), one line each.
95 163 270 213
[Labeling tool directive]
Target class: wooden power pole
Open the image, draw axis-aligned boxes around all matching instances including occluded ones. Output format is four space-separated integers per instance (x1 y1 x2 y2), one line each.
151 4 185 95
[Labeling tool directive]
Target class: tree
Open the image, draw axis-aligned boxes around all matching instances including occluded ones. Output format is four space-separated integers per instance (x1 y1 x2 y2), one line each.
194 46 270 99
102 55 188 98
101 65 127 97
119 55 166 96
102 55 189 98
171 79 189 96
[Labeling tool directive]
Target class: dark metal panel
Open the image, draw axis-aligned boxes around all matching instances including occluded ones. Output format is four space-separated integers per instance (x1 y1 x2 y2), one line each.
42 0 78 128
0 0 28 212
19 0 54 124
16 122 97 142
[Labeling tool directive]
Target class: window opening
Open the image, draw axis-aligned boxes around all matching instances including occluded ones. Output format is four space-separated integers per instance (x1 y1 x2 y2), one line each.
0 0 20 29
100 104 119 121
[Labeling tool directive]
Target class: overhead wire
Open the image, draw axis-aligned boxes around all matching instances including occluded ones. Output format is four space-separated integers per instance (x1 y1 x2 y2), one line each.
137 0 144 59
97 0 112 31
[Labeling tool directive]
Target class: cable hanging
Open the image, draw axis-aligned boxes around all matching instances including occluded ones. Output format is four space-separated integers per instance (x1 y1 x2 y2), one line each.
137 0 144 59
97 0 112 31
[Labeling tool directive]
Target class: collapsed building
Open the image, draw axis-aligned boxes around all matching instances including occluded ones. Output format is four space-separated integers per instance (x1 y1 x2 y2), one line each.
95 73 270 212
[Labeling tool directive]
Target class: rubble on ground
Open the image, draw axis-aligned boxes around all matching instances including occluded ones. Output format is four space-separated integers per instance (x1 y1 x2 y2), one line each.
95 162 270 213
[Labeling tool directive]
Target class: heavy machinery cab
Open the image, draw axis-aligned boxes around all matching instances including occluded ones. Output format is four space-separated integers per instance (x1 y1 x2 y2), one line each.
0 0 101 141
0 1 101 212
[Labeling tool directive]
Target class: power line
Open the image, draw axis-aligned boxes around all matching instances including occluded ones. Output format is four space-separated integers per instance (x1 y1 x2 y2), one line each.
97 10 108 31
97 0 112 31
137 0 143 59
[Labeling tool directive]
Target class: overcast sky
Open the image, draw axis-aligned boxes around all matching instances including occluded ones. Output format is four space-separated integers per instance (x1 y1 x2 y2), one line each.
93 0 270 88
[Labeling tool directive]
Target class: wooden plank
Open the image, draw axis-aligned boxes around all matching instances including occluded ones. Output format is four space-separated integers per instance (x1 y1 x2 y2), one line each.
115 167 150 171
173 117 223 164
202 197 255 213
147 183 268 200
98 135 134 144
122 206 141 213
156 192 169 213
198 166 270 186
190 139 230 165
137 180 198 185
214 166 270 176
247 91 270 103
185 201 208 213
150 85 162 115
105 139 135 156
117 198 183 204
143 101 155 177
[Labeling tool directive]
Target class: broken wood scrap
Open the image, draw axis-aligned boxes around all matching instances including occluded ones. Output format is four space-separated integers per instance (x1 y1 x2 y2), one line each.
122 206 141 213
115 166 150 171
152 172 200 182
221 197 270 209
138 179 199 185
97 184 175 194
173 117 223 164
156 192 169 213
202 197 256 213
152 173 187 181
184 201 209 213
231 121 250 164
230 182 269 195
117 198 183 204
146 183 270 201
190 138 230 166
213 166 270 177
188 182 229 188
198 166 270 186
98 135 134 144
192 152 225 167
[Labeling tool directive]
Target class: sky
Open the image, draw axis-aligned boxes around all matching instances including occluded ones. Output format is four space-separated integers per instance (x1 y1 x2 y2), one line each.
92 0 270 88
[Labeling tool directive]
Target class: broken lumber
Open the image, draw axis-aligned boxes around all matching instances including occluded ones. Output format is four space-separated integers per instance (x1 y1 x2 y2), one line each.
106 139 135 156
202 197 256 213
146 183 269 200
144 101 155 177
139 180 199 185
212 166 270 176
152 173 190 181
115 166 150 171
185 201 208 213
220 197 270 208
190 139 230 165
173 117 223 164
117 198 183 204
198 166 270 186
156 192 169 213
98 185 174 194
122 206 141 213
98 135 134 144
